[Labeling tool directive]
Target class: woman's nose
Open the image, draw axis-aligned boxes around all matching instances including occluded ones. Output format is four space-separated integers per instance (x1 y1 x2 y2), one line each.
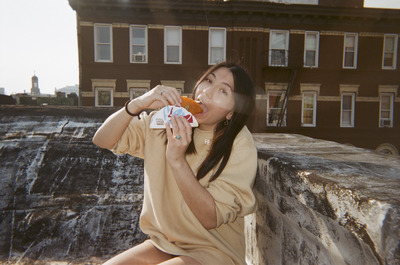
202 85 214 98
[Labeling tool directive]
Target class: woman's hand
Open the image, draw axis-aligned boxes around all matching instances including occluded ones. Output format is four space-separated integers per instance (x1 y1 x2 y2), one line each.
165 115 192 164
93 85 181 149
134 85 181 111
165 115 217 229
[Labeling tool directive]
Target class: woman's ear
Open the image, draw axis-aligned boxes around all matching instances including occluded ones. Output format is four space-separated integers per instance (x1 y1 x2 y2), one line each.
226 111 233 121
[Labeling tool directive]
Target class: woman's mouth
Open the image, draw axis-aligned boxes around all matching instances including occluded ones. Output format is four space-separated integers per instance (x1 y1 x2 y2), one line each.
195 98 207 116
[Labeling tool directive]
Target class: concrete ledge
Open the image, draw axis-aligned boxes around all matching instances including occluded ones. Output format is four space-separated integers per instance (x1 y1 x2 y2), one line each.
1 107 399 264
247 133 400 265
0 107 147 263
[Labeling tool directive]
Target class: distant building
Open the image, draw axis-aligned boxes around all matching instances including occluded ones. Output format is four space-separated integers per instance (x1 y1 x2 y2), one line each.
0 88 4 95
69 0 400 155
12 76 78 106
56 85 79 95
0 94 16 105
31 74 40 96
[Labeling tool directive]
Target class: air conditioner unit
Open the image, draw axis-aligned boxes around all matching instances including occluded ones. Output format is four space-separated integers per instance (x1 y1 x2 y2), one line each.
133 54 145 62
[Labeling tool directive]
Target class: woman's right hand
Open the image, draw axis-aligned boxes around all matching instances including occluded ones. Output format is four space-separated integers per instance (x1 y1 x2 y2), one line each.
93 85 181 149
133 85 182 111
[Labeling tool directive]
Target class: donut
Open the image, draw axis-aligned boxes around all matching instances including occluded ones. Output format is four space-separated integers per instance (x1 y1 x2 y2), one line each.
180 96 203 115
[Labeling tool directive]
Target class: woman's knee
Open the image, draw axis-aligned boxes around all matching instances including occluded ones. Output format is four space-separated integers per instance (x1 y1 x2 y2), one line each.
102 241 173 265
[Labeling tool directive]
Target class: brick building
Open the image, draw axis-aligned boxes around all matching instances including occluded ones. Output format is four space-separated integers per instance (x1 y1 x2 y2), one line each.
68 0 400 155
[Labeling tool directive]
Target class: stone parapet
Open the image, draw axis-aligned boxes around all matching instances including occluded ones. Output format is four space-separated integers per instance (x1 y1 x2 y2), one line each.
1 106 399 264
0 106 147 264
247 133 400 265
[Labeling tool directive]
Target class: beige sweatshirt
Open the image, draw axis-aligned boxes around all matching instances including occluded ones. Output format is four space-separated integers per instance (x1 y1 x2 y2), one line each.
111 111 257 265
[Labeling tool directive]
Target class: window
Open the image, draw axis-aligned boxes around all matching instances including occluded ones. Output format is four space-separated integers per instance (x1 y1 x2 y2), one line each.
209 28 226 65
130 88 147 99
304 31 319 68
92 79 116 106
341 93 355 127
382 34 398 69
95 88 113 107
379 93 394 128
127 80 150 100
164 26 182 64
94 24 112 62
160 80 185 95
130 25 147 63
267 91 287 126
269 30 289 67
343 33 358 69
302 92 317 127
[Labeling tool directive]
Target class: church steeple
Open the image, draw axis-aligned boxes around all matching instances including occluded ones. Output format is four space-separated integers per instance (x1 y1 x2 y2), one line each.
31 72 40 96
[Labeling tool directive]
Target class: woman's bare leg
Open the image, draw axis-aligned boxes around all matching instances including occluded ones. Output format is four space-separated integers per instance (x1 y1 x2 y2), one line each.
159 256 202 265
102 241 174 265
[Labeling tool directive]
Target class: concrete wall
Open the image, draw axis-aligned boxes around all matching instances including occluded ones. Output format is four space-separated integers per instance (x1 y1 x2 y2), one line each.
1 106 399 264
0 106 147 264
247 134 400 265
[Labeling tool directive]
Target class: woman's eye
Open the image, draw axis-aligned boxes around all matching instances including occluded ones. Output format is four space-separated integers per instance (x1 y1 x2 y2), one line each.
220 88 228 95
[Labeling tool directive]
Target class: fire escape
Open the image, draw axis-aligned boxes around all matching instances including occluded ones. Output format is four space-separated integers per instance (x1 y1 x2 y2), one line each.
277 67 297 127
266 49 301 127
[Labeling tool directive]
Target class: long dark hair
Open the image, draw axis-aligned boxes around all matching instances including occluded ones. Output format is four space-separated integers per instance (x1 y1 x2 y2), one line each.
188 62 255 182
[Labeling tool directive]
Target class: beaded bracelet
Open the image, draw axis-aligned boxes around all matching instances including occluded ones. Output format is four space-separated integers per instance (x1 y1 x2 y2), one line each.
124 99 142 118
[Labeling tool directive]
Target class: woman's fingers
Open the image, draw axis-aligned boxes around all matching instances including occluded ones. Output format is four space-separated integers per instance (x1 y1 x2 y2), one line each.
165 120 173 139
168 115 192 144
165 116 192 163
176 115 192 140
135 85 182 110
156 85 181 106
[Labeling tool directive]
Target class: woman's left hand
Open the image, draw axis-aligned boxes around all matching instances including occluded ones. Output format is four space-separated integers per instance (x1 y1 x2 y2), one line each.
165 115 192 164
165 115 217 230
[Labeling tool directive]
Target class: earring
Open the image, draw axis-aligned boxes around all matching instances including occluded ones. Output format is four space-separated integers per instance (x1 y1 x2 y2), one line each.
224 119 230 126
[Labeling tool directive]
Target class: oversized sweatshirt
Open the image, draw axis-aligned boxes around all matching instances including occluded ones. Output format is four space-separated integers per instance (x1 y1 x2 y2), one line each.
111 111 257 265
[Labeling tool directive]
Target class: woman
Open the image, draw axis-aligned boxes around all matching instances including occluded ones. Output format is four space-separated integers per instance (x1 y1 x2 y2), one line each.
93 62 258 265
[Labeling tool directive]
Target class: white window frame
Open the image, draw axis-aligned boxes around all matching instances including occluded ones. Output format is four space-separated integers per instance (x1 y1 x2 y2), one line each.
164 26 182 64
269 30 289 67
382 34 398 70
340 93 355 128
94 24 113 62
130 25 148 63
129 88 148 100
379 93 394 128
343 33 358 69
160 80 185 95
127 80 150 100
95 87 113 107
301 91 317 127
304 31 319 68
208 27 226 65
267 90 287 127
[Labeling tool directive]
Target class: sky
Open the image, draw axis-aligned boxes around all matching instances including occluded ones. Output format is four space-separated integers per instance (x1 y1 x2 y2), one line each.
364 0 400 9
0 0 78 95
0 0 399 96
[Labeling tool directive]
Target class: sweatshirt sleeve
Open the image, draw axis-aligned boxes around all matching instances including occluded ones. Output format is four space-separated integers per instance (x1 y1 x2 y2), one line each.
110 111 150 159
206 128 258 227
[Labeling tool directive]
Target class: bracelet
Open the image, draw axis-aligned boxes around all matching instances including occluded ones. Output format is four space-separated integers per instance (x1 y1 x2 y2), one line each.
124 99 142 118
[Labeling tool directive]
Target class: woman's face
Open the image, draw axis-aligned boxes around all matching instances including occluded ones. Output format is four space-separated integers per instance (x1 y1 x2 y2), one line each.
194 67 235 131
